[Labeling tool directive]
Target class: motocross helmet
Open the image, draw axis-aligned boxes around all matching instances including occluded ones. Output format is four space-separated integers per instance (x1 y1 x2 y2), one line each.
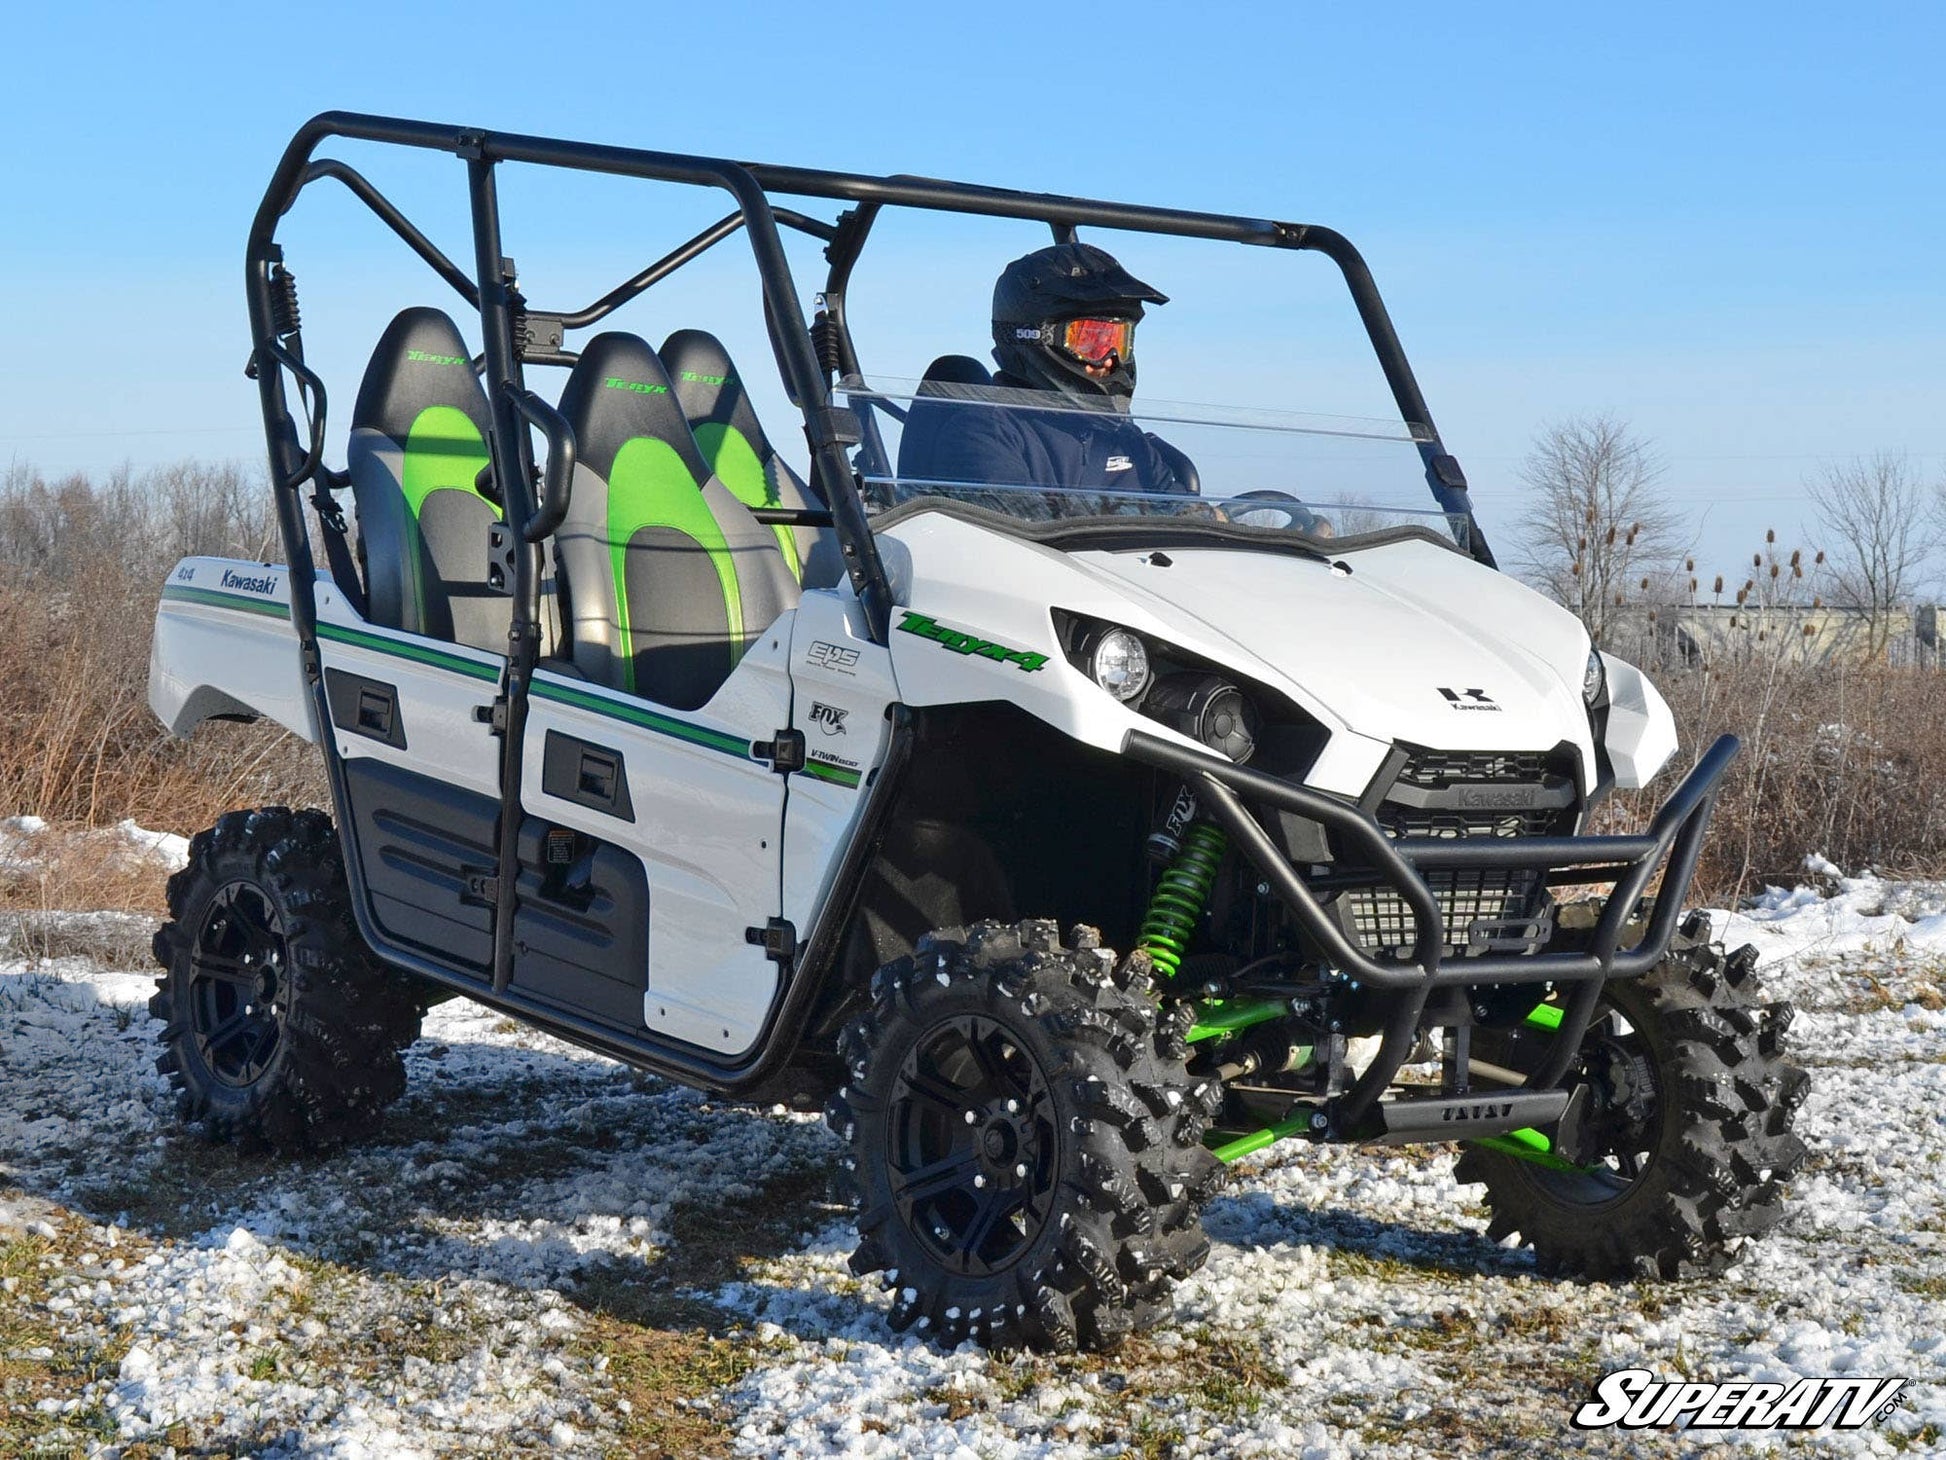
991 243 1167 408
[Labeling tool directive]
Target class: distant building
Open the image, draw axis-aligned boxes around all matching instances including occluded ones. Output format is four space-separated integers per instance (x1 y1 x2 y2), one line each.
1605 603 1942 669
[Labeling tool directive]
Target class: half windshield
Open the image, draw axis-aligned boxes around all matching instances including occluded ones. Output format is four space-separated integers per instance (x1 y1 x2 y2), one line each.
839 378 1470 552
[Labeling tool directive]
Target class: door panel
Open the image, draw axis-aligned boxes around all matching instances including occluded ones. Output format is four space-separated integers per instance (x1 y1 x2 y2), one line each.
316 600 506 975
519 631 793 1055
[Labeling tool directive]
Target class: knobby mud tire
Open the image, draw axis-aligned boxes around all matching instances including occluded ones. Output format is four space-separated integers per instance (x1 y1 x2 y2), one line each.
1456 926 1808 1280
150 807 422 1156
829 920 1226 1351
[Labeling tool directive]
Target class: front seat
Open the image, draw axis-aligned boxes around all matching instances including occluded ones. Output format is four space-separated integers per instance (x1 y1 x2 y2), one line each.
347 308 507 654
659 329 833 585
554 333 798 709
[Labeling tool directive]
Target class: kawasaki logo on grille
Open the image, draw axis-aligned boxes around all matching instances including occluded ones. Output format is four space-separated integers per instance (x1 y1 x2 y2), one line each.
1455 785 1554 810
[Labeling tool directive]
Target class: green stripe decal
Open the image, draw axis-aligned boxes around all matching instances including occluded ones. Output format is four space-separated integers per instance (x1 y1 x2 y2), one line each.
803 760 863 789
315 621 501 682
160 584 291 619
532 678 752 759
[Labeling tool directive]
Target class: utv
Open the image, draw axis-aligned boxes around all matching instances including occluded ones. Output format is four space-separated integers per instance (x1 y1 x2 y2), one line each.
147 113 1806 1351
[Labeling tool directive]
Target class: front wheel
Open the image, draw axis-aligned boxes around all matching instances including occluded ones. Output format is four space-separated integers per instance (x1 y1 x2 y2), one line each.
1456 924 1809 1279
828 920 1226 1351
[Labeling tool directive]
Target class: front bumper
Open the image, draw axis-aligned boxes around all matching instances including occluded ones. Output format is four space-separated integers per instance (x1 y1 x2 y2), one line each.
1125 729 1740 1135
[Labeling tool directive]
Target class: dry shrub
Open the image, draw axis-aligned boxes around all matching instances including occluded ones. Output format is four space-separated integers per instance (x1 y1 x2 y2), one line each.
0 463 324 910
1617 657 1946 905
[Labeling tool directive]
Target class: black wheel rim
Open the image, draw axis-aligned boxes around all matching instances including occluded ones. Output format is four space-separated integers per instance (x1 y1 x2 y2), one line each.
188 879 290 1088
887 1015 1056 1277
1535 1005 1662 1206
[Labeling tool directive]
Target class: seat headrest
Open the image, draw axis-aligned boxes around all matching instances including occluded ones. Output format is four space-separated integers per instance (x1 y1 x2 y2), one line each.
918 354 995 396
660 329 777 461
352 307 493 442
558 333 713 486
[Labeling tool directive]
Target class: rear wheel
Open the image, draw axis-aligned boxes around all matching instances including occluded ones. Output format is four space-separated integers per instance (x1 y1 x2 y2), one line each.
1456 923 1808 1278
150 807 422 1155
829 920 1225 1351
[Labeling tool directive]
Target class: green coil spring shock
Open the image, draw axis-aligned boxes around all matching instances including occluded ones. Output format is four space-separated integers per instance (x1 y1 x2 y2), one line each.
1139 821 1229 980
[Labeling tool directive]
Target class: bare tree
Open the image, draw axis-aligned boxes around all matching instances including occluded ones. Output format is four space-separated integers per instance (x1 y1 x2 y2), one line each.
1807 453 1942 659
1515 415 1683 646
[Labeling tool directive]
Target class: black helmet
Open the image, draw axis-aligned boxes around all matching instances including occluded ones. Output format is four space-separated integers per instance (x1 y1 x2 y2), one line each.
991 243 1167 407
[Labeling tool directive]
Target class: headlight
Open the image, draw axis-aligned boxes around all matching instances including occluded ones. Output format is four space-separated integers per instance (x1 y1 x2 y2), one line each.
1147 673 1261 763
1583 650 1606 705
1089 628 1153 703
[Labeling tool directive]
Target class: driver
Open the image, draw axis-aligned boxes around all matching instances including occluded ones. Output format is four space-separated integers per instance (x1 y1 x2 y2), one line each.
897 243 1196 495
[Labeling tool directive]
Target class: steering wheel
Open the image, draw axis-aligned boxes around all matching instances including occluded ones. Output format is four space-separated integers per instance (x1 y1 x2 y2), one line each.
1226 489 1332 536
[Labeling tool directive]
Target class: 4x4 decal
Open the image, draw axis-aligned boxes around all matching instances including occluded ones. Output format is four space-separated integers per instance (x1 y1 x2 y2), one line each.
895 611 1048 672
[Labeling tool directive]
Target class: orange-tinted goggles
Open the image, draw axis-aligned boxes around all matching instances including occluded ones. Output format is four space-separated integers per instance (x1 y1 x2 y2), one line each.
1053 316 1135 366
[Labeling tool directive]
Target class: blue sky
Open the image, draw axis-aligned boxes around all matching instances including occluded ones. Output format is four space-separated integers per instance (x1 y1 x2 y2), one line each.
2 2 1941 577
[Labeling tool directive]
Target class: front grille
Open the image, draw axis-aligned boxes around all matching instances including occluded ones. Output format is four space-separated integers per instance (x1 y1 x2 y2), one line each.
1341 745 1579 959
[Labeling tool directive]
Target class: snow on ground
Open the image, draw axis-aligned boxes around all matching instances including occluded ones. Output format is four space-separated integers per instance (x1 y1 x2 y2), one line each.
3 859 1943 1456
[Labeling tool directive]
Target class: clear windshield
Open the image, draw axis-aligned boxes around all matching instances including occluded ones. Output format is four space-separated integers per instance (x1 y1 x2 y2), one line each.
839 378 1469 551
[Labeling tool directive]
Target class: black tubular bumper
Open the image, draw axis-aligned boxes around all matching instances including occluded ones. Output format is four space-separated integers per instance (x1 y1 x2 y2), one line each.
1124 730 1741 1134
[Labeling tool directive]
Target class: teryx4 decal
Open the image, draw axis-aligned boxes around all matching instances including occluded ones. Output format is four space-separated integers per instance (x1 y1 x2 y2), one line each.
1437 686 1501 712
896 611 1049 673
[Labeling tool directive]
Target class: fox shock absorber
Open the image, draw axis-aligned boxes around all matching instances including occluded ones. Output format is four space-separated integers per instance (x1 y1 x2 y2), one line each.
1139 820 1229 980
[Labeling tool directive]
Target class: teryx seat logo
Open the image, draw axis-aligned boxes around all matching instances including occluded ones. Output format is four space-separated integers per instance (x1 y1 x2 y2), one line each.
895 611 1048 673
1573 1368 1908 1433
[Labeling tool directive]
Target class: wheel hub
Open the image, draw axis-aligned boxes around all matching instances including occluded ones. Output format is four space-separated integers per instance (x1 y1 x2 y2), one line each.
886 1014 1056 1276
188 880 291 1089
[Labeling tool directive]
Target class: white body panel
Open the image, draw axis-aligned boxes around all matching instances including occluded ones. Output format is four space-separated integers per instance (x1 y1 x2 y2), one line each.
149 559 313 741
313 584 504 797
1598 653 1679 790
782 590 901 937
521 629 794 1056
873 515 1636 798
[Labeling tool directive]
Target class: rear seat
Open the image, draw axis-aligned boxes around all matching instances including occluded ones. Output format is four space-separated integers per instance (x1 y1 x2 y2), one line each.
346 308 508 654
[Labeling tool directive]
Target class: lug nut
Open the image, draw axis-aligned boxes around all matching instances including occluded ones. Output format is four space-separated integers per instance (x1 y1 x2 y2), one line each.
964 1110 978 1124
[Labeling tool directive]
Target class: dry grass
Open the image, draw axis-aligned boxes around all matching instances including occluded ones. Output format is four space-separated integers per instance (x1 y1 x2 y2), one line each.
1615 656 1946 905
0 463 323 913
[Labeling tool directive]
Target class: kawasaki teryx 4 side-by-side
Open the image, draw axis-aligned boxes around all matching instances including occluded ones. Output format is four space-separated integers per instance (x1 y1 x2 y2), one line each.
147 113 1806 1351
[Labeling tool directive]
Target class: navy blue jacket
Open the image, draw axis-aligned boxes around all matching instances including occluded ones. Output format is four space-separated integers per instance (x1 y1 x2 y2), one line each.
898 376 1194 497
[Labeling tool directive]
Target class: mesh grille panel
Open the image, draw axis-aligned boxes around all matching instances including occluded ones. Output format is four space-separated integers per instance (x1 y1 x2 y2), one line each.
1344 746 1578 958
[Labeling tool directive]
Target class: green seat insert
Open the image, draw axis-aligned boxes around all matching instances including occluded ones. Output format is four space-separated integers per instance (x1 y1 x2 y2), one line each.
662 329 833 586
